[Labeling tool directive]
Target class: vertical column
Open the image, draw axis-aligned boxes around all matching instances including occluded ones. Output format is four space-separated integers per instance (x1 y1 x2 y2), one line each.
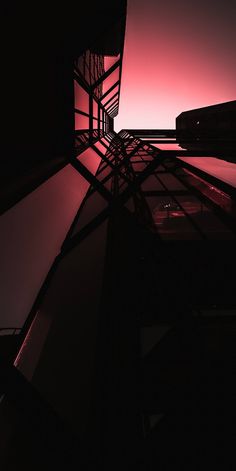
98 104 101 139
89 92 93 145
102 109 105 136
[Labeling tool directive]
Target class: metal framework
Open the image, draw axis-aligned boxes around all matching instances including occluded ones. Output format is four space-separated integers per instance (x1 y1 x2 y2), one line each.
1 9 236 469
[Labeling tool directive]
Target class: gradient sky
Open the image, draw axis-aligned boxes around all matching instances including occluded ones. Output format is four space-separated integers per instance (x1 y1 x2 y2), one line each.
115 0 236 131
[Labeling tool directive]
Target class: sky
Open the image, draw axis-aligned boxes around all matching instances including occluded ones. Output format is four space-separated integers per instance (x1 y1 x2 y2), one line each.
115 0 236 131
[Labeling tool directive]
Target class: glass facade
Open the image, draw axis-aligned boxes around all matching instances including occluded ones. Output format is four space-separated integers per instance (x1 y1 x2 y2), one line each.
1 3 236 469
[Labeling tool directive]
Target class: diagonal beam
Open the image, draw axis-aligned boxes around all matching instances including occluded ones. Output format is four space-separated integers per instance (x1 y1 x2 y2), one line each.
100 80 119 101
109 103 119 113
70 158 112 202
62 205 110 256
92 60 121 90
91 143 132 186
103 92 119 109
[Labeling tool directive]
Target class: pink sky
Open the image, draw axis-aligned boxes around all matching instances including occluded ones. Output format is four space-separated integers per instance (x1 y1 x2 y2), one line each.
115 0 236 131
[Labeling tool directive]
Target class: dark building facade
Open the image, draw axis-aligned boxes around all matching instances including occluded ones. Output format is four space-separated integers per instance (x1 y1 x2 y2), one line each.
176 100 236 160
1 2 236 470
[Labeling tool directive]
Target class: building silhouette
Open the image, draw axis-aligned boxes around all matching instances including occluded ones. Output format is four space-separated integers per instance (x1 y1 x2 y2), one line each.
0 2 236 469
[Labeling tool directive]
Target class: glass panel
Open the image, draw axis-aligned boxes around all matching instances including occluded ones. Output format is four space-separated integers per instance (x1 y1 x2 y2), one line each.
130 157 142 162
103 179 112 191
101 137 112 147
93 119 98 129
97 164 112 182
141 175 165 192
176 168 236 217
175 195 234 240
94 141 109 155
77 147 101 174
132 162 148 172
75 113 89 130
130 155 152 162
102 67 120 95
74 81 89 114
178 157 236 188
152 143 185 150
158 173 186 191
72 193 107 236
104 55 120 72
15 217 108 410
93 100 98 119
0 164 91 328
136 152 152 160
146 196 201 240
